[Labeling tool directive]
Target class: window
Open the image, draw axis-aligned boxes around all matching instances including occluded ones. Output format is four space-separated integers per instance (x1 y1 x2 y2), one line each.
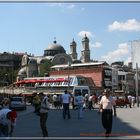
74 89 81 96
82 89 88 96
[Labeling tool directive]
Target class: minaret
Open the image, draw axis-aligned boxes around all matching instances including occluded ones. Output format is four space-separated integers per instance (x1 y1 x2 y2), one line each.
70 38 77 60
81 34 90 63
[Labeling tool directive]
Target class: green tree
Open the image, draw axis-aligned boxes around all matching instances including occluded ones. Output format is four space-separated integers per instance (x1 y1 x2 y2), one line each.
39 59 53 77
0 66 20 86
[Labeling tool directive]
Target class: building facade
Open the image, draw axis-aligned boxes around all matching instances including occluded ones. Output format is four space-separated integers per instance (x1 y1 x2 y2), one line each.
17 35 91 81
131 40 140 69
50 62 113 94
0 52 23 86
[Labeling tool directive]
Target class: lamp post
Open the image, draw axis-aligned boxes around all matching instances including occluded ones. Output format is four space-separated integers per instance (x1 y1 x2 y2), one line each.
136 63 139 107
67 61 71 91
11 53 14 95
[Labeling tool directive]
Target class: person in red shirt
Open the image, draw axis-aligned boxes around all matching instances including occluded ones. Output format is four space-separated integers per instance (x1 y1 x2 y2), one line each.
0 108 17 137
8 110 17 136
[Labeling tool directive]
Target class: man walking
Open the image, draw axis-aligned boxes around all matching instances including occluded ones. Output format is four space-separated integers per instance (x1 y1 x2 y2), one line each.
61 90 71 119
99 89 116 137
75 91 84 119
33 92 41 115
39 93 50 137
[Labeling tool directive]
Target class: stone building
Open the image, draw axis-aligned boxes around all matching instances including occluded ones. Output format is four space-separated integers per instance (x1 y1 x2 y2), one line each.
17 35 91 81
80 34 90 63
0 52 23 85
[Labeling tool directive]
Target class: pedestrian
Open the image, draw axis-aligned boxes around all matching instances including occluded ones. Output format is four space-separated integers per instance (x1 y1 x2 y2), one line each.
0 108 17 137
99 89 116 137
131 95 136 107
52 94 57 108
61 90 71 119
8 109 17 137
33 92 41 115
88 94 94 110
127 95 132 108
56 95 62 109
1 98 10 109
84 94 89 109
92 93 97 108
39 93 50 137
75 91 84 119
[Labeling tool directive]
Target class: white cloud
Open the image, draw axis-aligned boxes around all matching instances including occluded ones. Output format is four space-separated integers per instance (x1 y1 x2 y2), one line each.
124 57 131 65
101 43 130 63
90 42 102 48
48 3 75 9
78 31 94 38
67 4 75 9
108 19 140 32
48 3 63 7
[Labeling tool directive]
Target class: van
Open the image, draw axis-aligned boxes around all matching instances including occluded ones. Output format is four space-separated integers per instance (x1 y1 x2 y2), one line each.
72 86 90 97
72 86 90 107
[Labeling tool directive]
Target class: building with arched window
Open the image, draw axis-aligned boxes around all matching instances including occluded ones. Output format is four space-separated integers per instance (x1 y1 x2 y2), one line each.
17 35 91 81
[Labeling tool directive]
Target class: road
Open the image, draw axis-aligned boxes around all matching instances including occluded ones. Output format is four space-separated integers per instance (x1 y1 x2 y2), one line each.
12 105 140 139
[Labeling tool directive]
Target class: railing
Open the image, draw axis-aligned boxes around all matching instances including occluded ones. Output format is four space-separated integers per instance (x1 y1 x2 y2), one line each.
0 86 72 95
0 87 25 95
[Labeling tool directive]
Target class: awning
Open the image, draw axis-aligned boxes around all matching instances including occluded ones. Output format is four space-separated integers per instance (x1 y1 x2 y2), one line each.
15 78 68 85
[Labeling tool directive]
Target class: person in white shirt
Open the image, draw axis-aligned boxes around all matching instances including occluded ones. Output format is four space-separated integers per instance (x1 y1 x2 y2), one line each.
75 91 84 119
0 108 17 137
127 95 132 108
99 89 116 137
52 94 57 108
61 90 71 119
131 96 136 107
88 95 94 110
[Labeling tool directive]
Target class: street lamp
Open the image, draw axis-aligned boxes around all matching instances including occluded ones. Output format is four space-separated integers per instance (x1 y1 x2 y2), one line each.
135 63 139 107
67 61 71 90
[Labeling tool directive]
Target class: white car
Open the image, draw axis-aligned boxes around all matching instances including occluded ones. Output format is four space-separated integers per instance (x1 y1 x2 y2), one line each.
9 96 26 110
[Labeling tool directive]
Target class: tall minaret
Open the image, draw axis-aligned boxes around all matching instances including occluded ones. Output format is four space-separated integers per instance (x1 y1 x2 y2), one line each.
69 39 77 60
81 34 90 63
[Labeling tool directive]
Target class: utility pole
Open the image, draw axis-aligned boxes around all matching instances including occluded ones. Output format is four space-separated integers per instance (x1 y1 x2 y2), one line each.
136 63 139 107
11 53 14 95
67 61 71 91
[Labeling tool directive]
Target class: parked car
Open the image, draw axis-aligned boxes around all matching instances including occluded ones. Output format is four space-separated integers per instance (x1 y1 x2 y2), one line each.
9 96 26 110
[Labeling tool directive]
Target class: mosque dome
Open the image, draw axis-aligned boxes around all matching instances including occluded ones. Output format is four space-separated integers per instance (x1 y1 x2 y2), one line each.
44 40 66 56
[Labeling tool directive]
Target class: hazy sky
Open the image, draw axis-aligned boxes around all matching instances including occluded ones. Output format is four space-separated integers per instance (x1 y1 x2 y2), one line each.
0 2 140 64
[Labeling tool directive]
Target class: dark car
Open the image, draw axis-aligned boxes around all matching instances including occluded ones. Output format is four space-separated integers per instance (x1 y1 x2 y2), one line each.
9 96 26 110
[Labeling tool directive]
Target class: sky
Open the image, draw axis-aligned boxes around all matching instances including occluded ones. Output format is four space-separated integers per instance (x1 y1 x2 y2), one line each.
0 2 140 65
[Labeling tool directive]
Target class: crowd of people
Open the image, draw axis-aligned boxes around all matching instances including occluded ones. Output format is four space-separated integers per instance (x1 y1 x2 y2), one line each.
0 89 138 138
31 89 138 137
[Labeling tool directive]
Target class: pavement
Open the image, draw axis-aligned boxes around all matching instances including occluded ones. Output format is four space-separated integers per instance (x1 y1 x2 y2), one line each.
13 105 140 139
